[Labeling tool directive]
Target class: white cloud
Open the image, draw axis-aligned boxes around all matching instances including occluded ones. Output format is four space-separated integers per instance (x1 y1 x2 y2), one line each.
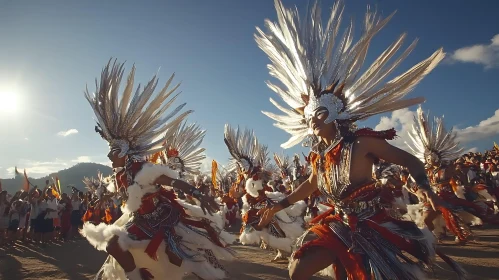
465 147 479 154
375 108 499 153
447 34 499 69
24 137 29 141
374 108 416 149
4 159 70 178
200 156 213 173
71 156 92 163
71 156 111 168
0 155 109 178
57 129 79 137
453 109 499 144
97 161 112 167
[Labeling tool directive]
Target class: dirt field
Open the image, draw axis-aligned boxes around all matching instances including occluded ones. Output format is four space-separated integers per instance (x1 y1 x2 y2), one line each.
1 225 498 280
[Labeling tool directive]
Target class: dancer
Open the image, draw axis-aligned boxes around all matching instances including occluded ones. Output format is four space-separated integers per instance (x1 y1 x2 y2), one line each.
212 162 239 227
254 0 468 279
81 60 233 280
273 153 293 194
291 154 308 191
406 106 498 244
374 160 408 215
158 120 236 243
82 172 112 225
224 124 306 262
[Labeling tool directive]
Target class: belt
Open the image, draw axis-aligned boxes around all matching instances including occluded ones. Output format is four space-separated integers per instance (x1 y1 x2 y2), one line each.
336 196 382 215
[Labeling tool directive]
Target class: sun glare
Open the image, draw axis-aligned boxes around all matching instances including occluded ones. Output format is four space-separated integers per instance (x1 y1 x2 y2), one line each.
0 90 19 113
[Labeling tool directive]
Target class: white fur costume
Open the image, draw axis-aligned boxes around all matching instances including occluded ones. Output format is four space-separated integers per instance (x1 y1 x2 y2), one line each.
83 60 235 280
239 177 306 253
82 163 236 280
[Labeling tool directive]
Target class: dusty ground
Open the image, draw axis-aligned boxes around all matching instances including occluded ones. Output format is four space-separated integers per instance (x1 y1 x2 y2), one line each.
1 225 498 280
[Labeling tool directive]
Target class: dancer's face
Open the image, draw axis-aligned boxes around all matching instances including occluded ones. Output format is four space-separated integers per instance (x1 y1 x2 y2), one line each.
308 107 338 140
108 148 126 168
425 153 439 167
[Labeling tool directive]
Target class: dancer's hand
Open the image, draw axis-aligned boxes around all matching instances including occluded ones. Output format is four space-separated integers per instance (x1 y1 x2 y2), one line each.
198 195 220 216
255 205 279 229
417 189 442 211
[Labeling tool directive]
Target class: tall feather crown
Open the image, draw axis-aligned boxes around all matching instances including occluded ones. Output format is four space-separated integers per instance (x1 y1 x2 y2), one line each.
223 124 275 179
82 171 109 198
273 153 292 178
85 59 192 159
406 106 463 165
162 121 207 177
256 0 445 148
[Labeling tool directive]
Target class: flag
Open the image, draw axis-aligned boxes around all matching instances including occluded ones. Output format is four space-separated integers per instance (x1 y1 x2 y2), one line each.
55 176 62 195
211 160 218 189
23 169 30 192
51 188 60 199
50 176 61 199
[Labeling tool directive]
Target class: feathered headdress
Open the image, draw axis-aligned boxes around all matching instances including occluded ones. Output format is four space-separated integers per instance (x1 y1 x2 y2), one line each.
82 171 108 198
273 153 292 179
257 0 444 148
406 106 463 165
162 121 206 177
223 124 273 180
85 59 192 159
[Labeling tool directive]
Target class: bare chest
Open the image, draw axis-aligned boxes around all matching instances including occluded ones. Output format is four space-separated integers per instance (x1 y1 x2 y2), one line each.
315 141 374 202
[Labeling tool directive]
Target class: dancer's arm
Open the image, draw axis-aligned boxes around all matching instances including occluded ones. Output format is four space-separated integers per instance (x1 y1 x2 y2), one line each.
359 136 441 210
154 175 201 196
257 173 317 228
154 175 220 214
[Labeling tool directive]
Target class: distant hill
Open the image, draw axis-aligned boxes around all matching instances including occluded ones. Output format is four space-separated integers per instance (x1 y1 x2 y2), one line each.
0 162 113 194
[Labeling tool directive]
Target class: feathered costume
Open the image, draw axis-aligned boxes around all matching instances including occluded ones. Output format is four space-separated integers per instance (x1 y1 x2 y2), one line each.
256 0 468 279
405 106 498 242
212 162 239 227
82 172 114 225
374 162 410 213
272 153 293 194
223 124 307 257
160 120 237 246
81 60 234 280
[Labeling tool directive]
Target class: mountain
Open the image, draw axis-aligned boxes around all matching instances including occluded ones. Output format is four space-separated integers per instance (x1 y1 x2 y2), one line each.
0 163 113 194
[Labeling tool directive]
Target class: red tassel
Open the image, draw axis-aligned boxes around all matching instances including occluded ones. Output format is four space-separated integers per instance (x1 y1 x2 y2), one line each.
144 230 164 261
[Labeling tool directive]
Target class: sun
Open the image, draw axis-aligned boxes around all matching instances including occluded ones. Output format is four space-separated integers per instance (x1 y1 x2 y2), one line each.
0 90 19 113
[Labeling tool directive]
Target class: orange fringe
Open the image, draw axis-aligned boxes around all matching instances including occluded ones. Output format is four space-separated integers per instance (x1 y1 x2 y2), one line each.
439 206 470 241
297 221 368 280
104 208 113 224
82 209 93 222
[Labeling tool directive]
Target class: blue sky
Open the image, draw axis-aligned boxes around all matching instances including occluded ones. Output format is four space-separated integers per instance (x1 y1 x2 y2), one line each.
0 0 498 178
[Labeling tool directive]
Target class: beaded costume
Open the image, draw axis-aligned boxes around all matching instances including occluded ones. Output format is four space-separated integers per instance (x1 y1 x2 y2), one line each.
224 124 307 256
256 0 467 278
406 106 498 242
81 60 234 280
